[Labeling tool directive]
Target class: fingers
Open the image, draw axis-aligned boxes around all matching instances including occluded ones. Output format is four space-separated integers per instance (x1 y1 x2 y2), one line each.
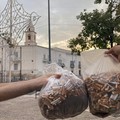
104 48 113 54
54 74 61 79
46 74 61 79
104 47 120 62
118 55 120 62
109 54 119 62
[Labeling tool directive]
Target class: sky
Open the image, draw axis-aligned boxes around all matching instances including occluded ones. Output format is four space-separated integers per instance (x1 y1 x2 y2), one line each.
0 0 107 50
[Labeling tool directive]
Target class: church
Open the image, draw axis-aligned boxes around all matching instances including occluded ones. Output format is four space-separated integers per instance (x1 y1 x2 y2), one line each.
0 21 81 82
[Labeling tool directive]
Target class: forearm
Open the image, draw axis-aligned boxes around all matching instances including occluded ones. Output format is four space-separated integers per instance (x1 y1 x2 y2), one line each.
0 83 10 87
0 79 43 101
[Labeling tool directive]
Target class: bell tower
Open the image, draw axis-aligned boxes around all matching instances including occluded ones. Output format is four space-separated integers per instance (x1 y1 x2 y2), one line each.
25 20 37 45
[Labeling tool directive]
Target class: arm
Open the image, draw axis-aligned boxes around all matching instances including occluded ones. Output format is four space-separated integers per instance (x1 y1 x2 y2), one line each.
0 83 10 87
0 74 61 101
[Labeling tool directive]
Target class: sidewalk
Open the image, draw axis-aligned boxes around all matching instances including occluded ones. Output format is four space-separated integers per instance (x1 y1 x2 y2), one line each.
0 94 119 120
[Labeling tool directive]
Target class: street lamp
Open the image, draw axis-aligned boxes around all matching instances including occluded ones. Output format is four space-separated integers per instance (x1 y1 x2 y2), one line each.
48 0 51 63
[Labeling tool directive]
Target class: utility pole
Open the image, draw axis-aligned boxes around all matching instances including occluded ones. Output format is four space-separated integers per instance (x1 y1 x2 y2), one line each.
8 0 13 82
1 40 4 82
48 0 51 63
19 46 22 80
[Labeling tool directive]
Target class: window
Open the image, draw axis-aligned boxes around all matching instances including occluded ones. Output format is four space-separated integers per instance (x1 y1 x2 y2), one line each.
14 52 18 57
58 59 62 66
28 34 31 40
43 54 46 60
70 61 74 68
78 61 81 68
43 54 48 63
34 35 36 40
59 54 61 57
58 59 62 64
79 69 81 76
14 64 18 70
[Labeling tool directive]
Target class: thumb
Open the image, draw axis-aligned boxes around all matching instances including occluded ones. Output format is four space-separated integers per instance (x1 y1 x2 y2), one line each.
54 74 61 79
104 48 113 54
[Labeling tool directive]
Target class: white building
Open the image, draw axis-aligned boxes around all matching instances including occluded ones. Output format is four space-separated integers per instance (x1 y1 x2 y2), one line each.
0 22 81 82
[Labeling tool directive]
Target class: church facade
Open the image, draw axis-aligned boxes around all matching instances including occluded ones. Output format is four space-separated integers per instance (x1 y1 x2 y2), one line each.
0 21 81 82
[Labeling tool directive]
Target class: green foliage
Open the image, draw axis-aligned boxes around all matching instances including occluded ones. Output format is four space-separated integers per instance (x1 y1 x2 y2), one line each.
67 38 81 55
68 1 120 53
94 0 118 4
94 0 102 4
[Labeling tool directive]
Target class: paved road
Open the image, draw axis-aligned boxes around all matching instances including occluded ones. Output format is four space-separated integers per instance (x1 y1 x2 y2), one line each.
0 95 120 120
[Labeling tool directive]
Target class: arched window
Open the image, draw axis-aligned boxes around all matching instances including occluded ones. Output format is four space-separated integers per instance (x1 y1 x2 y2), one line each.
28 34 31 40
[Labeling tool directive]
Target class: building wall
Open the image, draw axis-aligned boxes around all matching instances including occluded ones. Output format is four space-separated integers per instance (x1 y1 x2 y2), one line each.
0 20 81 82
17 46 80 75
0 44 81 82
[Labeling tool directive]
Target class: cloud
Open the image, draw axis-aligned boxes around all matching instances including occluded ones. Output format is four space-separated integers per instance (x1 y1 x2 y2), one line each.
0 0 108 49
51 40 71 50
34 0 107 43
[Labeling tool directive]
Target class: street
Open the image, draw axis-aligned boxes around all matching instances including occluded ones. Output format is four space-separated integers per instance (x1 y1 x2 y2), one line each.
0 94 119 120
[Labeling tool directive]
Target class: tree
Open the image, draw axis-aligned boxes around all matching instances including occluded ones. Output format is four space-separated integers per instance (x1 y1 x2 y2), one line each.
94 0 120 47
94 0 119 4
68 0 120 53
68 32 91 55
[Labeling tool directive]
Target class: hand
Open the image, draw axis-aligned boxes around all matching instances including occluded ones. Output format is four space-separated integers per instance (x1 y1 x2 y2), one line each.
0 74 61 101
105 45 120 62
33 74 61 90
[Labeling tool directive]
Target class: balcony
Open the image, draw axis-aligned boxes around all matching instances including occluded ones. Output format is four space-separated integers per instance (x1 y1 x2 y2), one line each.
42 58 48 63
